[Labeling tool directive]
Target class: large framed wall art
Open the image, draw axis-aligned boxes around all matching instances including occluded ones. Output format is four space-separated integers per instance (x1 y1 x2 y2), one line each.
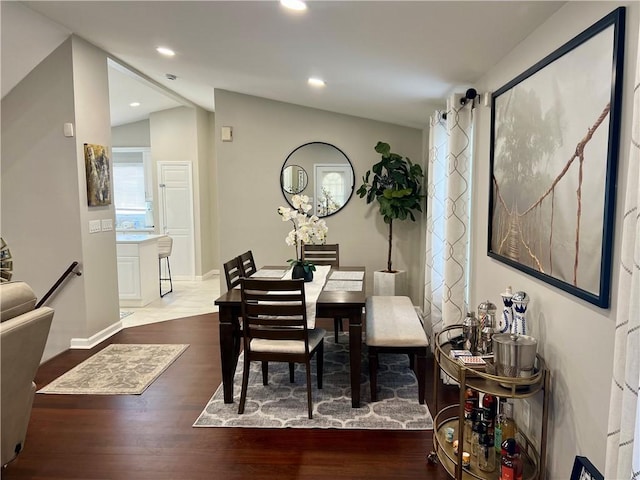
488 8 625 308
84 143 112 207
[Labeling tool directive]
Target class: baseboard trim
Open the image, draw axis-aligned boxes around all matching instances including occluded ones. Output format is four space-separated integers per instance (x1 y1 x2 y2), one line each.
70 320 124 349
197 269 218 281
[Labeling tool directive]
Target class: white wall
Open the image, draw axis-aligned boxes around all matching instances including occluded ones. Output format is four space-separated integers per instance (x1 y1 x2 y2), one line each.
1 36 119 360
214 90 426 302
196 109 217 275
71 36 120 340
149 106 216 278
472 2 639 478
111 119 150 147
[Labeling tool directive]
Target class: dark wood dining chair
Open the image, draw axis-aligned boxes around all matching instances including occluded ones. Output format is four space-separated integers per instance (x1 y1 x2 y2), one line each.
223 256 244 362
223 257 243 290
301 243 339 267
238 250 257 278
228 253 293 379
302 243 344 342
238 278 325 419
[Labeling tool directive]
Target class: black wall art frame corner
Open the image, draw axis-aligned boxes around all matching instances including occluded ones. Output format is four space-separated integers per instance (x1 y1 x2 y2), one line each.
570 456 604 480
487 7 625 308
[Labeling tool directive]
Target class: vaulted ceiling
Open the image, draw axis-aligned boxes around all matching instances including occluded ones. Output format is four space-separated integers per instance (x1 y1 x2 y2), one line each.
2 1 566 128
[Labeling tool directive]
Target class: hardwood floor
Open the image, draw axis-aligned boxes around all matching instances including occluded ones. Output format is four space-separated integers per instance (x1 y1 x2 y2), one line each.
3 314 458 480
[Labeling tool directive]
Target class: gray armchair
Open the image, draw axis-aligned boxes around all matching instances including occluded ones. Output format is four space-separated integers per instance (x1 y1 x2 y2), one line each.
1 281 53 466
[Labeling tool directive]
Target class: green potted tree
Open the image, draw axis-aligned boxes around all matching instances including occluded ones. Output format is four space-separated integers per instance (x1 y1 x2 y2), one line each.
357 141 424 295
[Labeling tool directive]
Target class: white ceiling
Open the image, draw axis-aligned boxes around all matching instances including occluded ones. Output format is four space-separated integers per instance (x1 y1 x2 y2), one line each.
3 1 566 129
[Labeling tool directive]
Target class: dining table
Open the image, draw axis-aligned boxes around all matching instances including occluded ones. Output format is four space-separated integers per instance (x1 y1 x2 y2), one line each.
214 265 367 407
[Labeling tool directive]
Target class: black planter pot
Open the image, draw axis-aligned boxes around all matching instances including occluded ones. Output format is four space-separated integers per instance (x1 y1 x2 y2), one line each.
292 264 313 282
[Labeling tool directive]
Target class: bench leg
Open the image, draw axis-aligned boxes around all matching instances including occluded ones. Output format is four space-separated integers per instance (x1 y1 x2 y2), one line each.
416 349 427 405
262 361 269 385
369 348 378 402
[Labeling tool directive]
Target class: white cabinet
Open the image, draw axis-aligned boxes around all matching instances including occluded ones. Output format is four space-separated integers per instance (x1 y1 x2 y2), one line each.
117 254 141 299
116 234 163 307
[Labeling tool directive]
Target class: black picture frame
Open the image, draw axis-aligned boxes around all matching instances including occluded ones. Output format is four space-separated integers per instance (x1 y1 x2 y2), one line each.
570 456 604 480
488 7 626 308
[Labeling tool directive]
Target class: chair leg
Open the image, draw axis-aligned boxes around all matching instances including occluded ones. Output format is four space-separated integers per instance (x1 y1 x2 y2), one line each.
262 361 269 385
166 257 173 293
317 340 324 389
289 362 295 383
334 317 342 343
159 257 173 298
369 348 378 402
305 360 313 419
238 352 251 414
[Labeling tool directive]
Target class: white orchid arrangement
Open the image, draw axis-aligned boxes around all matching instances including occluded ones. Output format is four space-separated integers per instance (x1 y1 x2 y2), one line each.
277 194 329 271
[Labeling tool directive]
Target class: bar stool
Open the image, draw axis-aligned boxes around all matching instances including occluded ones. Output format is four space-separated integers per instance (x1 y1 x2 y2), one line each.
158 235 173 297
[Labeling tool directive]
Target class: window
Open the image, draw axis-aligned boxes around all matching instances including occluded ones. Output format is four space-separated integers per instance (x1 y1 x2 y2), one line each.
112 148 152 230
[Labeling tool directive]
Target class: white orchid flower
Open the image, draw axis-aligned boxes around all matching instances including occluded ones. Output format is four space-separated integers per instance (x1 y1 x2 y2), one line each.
285 230 296 247
278 195 329 263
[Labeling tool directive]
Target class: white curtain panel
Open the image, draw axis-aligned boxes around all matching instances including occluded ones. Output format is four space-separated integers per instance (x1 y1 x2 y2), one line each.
424 112 448 340
424 94 475 341
605 26 640 480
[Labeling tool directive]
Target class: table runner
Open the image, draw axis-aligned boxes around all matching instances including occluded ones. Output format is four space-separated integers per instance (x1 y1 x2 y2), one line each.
283 264 330 328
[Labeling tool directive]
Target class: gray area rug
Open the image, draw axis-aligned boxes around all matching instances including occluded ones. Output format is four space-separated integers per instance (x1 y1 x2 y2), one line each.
193 333 433 429
38 344 189 395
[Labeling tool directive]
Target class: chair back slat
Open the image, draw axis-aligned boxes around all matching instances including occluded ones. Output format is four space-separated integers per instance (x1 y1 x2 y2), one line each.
250 327 306 341
238 250 257 277
244 303 303 317
302 244 339 267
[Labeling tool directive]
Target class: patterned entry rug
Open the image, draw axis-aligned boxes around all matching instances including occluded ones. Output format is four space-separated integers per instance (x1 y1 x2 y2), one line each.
193 333 433 430
38 344 189 395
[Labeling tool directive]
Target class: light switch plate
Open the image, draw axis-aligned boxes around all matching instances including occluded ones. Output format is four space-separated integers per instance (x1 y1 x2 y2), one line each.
101 218 113 231
89 220 101 234
221 126 233 142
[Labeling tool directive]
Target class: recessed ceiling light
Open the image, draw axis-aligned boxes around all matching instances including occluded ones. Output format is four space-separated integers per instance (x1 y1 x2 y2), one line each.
129 102 141 107
156 46 175 57
280 0 307 11
308 77 326 87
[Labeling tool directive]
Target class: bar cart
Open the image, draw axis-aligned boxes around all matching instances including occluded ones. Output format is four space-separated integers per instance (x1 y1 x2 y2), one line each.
432 325 550 480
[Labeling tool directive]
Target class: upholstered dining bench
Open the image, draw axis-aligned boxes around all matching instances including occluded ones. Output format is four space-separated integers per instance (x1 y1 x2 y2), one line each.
365 296 429 404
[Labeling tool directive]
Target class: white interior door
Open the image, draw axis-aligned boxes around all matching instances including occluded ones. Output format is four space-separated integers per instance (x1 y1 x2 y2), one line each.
314 164 354 216
158 161 195 280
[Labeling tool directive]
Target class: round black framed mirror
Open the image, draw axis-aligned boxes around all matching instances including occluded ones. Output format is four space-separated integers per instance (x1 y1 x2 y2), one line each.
280 142 355 218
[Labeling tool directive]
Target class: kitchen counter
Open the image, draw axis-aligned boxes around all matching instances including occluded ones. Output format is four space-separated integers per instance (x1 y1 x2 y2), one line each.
116 234 166 307
116 233 164 244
